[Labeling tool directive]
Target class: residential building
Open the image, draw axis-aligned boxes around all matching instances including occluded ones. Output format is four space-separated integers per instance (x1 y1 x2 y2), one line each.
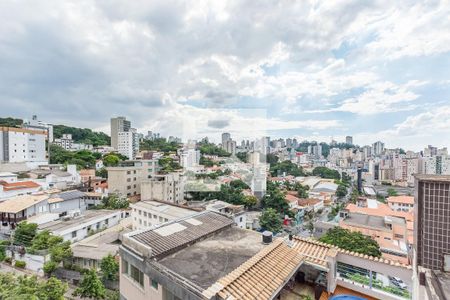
373 141 385 156
54 133 93 151
204 200 246 229
181 148 200 170
341 198 414 264
346 136 353 145
0 172 18 183
130 200 197 230
0 190 86 234
0 180 41 199
413 174 450 300
72 217 131 270
388 195 414 212
0 127 47 165
38 209 126 242
107 161 145 197
120 211 413 300
140 173 184 204
110 116 131 150
22 115 53 142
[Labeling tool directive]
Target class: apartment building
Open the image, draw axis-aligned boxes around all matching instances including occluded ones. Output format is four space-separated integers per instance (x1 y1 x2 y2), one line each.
110 117 131 149
107 161 145 197
341 198 414 264
110 117 139 160
130 200 197 230
120 211 413 300
0 127 47 164
413 174 450 300
54 133 93 151
140 173 184 204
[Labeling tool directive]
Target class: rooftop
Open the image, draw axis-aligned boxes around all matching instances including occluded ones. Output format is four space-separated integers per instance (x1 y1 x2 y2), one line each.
127 211 234 259
131 200 197 219
343 212 388 231
38 209 120 233
0 194 48 213
387 195 414 205
160 226 267 291
0 180 41 191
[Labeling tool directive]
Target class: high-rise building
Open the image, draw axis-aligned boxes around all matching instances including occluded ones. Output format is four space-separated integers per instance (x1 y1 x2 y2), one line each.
23 115 54 142
111 117 138 159
111 116 131 149
0 127 47 164
413 174 450 300
346 136 353 145
221 132 230 146
372 141 385 156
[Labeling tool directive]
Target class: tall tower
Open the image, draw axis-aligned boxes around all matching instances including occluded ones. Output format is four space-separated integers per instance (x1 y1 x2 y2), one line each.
111 117 131 149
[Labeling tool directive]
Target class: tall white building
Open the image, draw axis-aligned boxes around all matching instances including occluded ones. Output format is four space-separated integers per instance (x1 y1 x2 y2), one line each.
23 115 53 142
0 127 47 164
181 149 200 169
372 141 385 156
111 117 139 160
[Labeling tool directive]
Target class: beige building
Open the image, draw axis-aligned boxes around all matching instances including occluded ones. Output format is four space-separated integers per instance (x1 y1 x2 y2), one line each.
140 173 184 204
107 161 145 197
120 211 413 300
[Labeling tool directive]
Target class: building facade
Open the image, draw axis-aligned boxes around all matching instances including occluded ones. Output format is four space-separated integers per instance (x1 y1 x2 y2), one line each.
0 127 47 164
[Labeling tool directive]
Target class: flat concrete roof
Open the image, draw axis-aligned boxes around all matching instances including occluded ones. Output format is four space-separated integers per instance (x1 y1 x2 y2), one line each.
38 209 119 233
158 226 266 290
344 212 387 231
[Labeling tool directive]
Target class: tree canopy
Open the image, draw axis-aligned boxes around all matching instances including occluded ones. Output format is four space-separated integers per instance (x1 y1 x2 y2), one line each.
140 138 180 153
261 181 290 215
100 254 119 281
319 227 381 257
0 117 23 128
270 160 304 177
49 145 98 169
259 208 282 233
13 222 38 247
198 141 231 157
312 167 341 180
53 124 110 146
73 269 106 299
0 273 67 300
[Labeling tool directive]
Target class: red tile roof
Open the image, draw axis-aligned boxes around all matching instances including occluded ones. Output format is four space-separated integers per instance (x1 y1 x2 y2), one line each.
0 181 41 191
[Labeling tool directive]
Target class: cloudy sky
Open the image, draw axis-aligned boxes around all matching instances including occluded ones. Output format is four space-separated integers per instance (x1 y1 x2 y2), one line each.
1 0 449 151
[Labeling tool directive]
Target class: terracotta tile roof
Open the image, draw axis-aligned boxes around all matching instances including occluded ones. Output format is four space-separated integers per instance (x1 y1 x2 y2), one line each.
297 198 321 207
387 195 414 205
0 194 48 213
0 180 40 191
203 239 304 300
285 194 300 203
291 236 335 269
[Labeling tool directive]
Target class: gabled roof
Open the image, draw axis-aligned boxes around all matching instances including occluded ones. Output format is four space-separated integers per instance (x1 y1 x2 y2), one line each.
203 239 304 300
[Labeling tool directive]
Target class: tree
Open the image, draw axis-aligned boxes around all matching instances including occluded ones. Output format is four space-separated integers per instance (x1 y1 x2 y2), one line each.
259 208 282 233
198 141 231 157
236 152 247 162
266 154 279 166
102 154 120 167
30 230 63 252
261 181 290 215
294 183 309 198
244 195 258 209
230 179 250 190
101 194 129 209
14 222 38 247
312 167 341 180
43 261 58 276
100 254 119 281
270 160 304 177
96 168 108 178
319 227 381 257
158 157 182 173
50 241 73 264
336 184 347 198
305 221 314 234
38 277 68 300
199 156 215 167
387 188 398 196
73 269 106 299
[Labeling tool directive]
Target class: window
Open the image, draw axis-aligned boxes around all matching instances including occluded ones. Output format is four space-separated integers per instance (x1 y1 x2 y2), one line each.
151 279 158 290
130 264 144 287
72 231 77 238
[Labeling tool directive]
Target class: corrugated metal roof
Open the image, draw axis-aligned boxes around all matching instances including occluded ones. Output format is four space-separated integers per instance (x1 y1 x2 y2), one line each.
130 211 233 259
51 190 85 201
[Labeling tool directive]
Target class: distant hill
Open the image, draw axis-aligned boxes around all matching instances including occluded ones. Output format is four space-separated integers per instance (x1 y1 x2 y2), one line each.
0 117 110 147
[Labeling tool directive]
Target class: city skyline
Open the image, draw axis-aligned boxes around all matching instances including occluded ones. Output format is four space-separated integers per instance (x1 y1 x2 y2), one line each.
1 2 449 151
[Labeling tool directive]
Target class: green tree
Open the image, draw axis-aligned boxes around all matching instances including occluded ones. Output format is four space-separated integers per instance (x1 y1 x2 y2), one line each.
336 184 347 198
50 241 73 264
13 222 38 247
43 261 58 276
198 141 231 157
243 195 258 209
270 160 304 177
319 227 381 257
236 152 247 162
387 188 398 196
199 156 215 167
294 183 309 198
102 154 120 167
30 230 63 252
312 167 341 180
101 194 129 209
266 154 279 166
230 179 250 190
96 168 108 178
100 254 119 281
38 277 68 300
73 269 106 299
259 208 282 233
305 221 314 234
53 125 110 147
158 157 182 173
261 181 290 215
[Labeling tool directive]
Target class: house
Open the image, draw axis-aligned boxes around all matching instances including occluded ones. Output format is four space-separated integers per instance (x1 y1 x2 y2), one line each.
120 211 413 300
204 200 247 229
0 190 86 234
387 195 414 212
0 180 42 199
71 217 132 270
38 209 127 243
79 169 96 184
0 172 18 183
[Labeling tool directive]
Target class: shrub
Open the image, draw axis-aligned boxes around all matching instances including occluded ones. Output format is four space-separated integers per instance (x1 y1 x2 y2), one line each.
43 261 58 275
14 260 26 268
4 257 12 264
